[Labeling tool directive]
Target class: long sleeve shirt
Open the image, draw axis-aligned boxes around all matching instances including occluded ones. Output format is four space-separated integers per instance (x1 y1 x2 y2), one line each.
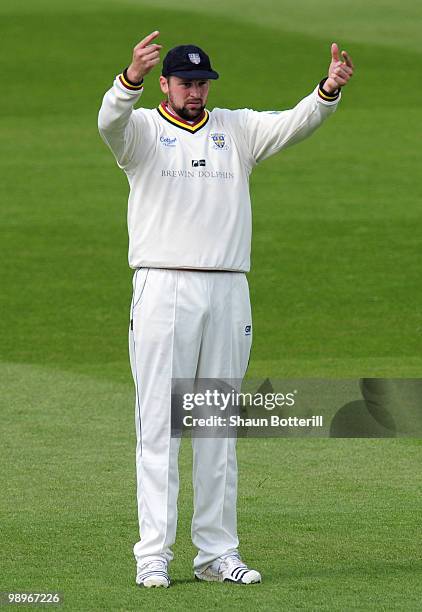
98 74 340 271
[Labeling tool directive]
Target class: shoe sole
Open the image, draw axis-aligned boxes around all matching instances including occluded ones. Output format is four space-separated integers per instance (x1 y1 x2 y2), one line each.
195 574 261 585
195 573 223 583
137 581 169 588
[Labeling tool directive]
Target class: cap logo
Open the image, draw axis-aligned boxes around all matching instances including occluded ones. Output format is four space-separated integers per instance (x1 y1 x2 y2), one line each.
188 53 201 64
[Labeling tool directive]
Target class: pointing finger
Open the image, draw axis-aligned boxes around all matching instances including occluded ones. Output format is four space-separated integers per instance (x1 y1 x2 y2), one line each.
341 50 354 69
331 42 340 62
136 30 160 49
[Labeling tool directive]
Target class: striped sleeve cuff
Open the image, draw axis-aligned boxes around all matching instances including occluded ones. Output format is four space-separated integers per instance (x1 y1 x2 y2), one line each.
118 68 144 91
318 78 340 103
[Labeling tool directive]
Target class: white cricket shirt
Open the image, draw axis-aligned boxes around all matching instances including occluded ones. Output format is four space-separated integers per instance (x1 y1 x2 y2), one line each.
98 74 341 271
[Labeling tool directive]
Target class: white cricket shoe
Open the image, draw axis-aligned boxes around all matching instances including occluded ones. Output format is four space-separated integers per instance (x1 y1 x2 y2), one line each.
195 553 261 584
136 559 170 588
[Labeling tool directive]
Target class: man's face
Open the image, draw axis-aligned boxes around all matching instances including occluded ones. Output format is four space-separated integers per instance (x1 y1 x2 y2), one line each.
159 76 210 121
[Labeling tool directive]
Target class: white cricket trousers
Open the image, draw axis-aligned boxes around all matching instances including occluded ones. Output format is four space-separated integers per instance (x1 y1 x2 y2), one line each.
128 268 252 572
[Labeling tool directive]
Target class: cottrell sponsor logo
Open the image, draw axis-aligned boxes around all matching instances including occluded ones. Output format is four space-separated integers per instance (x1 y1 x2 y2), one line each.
160 136 177 147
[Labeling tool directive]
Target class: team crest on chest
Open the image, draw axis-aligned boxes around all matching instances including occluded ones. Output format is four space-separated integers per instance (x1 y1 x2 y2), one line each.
210 132 229 150
188 53 201 64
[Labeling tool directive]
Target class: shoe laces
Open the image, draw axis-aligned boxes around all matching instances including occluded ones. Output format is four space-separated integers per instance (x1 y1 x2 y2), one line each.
220 553 246 571
138 559 167 573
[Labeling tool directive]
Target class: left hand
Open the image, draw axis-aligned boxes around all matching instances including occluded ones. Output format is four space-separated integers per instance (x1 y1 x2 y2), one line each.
324 43 354 93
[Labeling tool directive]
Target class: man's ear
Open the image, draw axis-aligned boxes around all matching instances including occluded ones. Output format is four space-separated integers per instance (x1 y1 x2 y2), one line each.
159 76 169 95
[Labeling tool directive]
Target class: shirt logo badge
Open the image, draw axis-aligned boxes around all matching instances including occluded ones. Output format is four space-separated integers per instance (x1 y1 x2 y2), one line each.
188 53 201 64
160 135 177 147
245 325 252 336
210 133 228 150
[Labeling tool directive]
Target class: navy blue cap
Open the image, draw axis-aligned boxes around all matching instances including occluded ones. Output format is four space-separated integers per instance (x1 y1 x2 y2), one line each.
162 45 219 80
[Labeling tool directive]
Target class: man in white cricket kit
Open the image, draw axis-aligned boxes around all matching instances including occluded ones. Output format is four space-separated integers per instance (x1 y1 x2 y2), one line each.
98 31 354 588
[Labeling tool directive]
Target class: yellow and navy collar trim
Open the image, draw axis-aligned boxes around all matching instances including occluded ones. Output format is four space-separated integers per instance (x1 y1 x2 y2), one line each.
157 101 209 133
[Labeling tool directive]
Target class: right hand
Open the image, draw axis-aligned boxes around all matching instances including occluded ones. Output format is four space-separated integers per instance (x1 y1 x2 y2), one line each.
126 31 162 82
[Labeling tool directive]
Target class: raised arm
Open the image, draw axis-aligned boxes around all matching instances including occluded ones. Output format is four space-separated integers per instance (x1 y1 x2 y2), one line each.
240 43 354 166
97 31 162 168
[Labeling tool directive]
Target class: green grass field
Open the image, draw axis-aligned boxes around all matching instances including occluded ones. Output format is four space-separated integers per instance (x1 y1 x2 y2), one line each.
1 0 421 609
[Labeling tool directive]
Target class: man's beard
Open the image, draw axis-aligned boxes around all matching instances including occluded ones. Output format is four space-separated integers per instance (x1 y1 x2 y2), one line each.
168 96 205 121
